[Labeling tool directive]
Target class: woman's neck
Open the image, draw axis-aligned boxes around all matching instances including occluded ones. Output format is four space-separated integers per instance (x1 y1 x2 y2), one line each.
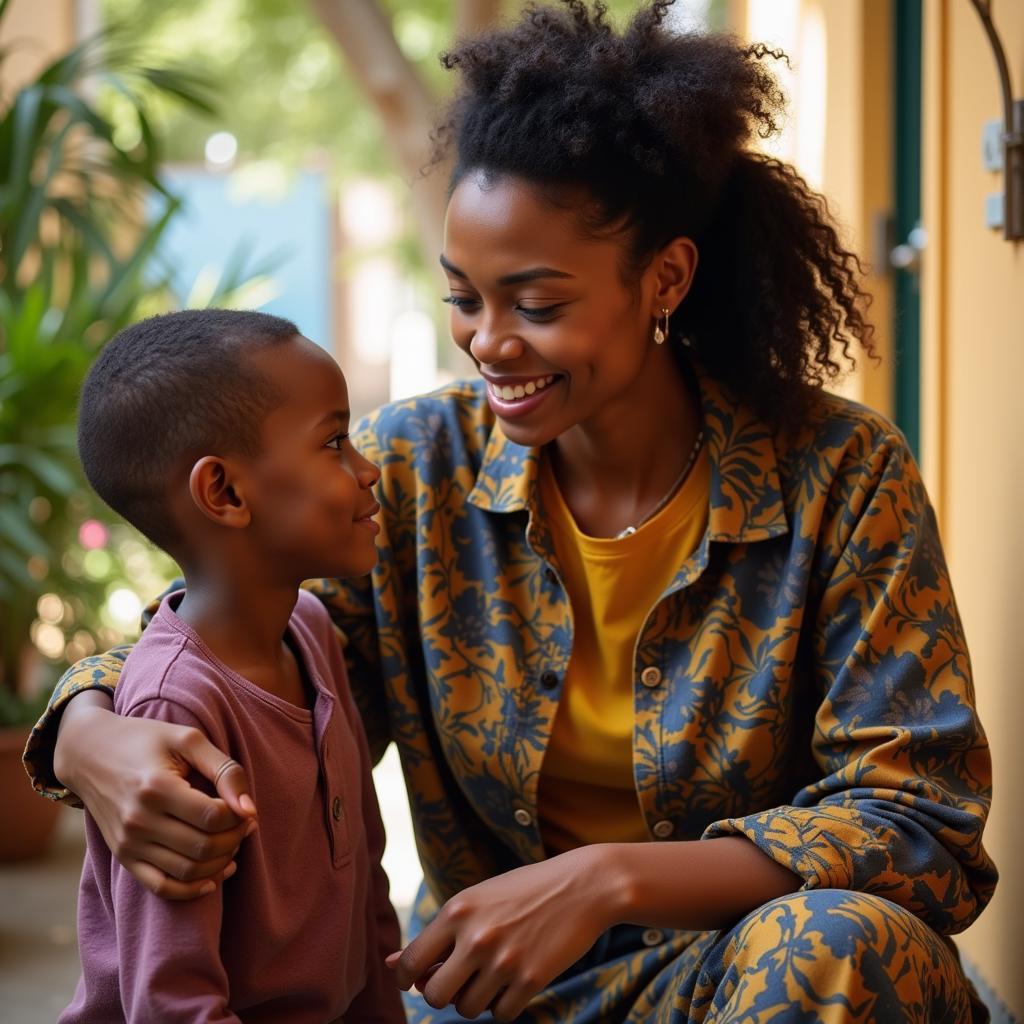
546 354 701 538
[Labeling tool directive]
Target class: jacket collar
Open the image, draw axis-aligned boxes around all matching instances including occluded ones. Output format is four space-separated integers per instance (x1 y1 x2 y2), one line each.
466 368 789 544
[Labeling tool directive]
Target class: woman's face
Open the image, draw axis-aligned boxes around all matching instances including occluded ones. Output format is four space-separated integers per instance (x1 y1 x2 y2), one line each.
442 171 682 449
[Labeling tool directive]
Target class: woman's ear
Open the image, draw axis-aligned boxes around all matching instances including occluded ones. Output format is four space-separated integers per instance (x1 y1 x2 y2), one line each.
188 456 251 529
651 236 699 316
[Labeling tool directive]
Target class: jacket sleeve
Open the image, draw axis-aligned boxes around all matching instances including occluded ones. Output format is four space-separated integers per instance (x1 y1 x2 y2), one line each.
110 697 239 1023
24 647 130 804
23 585 184 803
703 431 998 935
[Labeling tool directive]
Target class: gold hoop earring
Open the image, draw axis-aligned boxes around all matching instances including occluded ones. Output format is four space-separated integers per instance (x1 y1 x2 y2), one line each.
653 307 670 345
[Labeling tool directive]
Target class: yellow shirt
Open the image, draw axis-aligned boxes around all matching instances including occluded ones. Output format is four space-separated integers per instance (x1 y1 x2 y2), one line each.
537 446 711 853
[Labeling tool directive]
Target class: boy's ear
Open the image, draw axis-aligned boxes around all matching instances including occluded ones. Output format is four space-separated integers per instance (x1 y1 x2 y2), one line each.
188 456 251 528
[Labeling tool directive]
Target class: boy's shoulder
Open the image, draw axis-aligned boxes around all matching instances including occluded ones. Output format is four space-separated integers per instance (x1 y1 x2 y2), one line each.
116 597 234 722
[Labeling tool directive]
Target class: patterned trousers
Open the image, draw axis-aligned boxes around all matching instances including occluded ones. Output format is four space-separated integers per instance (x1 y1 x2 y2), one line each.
405 889 985 1023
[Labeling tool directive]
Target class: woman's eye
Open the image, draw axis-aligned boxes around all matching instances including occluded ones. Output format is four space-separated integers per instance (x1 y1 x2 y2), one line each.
326 432 349 450
442 295 480 312
516 304 564 321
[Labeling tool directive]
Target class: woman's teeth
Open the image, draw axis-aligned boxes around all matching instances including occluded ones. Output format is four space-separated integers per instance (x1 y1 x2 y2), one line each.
490 375 556 401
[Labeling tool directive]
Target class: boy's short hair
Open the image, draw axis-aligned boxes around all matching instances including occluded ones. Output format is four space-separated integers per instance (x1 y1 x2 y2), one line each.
78 308 299 551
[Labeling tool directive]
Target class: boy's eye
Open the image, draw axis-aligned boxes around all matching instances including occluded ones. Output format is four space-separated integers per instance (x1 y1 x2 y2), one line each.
326 432 349 450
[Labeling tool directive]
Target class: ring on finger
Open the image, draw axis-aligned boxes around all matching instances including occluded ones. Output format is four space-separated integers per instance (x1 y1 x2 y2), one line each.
213 758 240 788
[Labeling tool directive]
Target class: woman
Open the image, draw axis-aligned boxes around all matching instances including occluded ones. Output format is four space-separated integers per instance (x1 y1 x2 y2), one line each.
27 2 996 1021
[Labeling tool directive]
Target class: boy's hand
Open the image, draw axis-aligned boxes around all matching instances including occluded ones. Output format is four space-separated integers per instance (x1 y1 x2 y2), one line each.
56 692 258 900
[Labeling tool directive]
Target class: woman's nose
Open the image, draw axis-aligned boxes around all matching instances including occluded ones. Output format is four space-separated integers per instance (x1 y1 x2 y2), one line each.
468 318 524 366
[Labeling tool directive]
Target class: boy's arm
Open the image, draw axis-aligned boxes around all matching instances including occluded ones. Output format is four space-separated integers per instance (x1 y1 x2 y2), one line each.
110 697 241 1024
23 587 254 900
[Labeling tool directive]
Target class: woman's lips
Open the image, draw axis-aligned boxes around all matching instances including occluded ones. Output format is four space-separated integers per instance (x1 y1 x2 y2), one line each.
484 374 560 417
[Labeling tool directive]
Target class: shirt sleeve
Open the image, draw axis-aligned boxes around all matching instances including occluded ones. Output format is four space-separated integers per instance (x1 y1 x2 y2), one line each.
109 697 239 1024
702 431 998 935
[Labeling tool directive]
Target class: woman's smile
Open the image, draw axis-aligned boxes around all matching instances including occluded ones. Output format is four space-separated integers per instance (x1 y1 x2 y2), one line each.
482 372 560 416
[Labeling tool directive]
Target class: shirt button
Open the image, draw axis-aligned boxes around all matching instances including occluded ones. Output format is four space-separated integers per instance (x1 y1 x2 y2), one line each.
539 670 559 690
331 796 343 822
652 819 674 839
640 666 663 688
642 928 664 947
513 808 533 827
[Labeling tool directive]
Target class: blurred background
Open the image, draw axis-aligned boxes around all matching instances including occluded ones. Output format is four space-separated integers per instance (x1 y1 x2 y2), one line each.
0 0 1020 1021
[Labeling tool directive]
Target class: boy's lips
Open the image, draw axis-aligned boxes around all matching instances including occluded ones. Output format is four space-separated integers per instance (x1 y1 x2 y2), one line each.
355 501 380 522
355 501 380 536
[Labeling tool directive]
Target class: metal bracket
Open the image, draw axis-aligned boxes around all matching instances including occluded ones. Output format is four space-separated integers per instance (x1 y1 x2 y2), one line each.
969 1 1024 241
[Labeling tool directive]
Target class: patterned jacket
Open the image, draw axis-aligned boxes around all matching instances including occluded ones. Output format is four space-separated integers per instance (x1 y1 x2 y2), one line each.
27 372 997 936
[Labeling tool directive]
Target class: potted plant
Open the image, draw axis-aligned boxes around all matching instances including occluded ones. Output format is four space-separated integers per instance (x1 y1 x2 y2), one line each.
0 3 214 859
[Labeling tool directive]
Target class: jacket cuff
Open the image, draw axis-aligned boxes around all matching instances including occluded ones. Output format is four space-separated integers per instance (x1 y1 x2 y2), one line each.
701 803 894 892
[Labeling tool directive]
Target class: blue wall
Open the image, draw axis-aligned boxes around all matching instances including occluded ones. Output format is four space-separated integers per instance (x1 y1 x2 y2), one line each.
151 168 332 349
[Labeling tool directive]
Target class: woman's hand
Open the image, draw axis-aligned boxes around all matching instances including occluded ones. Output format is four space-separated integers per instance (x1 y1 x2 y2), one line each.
54 691 257 900
387 847 618 1021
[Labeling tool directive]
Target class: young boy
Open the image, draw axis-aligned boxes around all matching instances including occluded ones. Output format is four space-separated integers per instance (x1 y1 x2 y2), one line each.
61 309 406 1023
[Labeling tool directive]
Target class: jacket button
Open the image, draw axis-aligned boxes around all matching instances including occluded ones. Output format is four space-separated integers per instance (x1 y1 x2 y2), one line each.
540 670 559 690
642 928 664 947
513 808 533 827
640 666 662 688
332 796 343 822
652 819 674 839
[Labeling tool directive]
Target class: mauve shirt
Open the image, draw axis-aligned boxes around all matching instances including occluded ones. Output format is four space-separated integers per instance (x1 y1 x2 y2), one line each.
60 589 405 1023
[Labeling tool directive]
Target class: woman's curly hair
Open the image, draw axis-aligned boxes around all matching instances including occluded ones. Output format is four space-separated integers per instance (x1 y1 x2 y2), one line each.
432 0 876 425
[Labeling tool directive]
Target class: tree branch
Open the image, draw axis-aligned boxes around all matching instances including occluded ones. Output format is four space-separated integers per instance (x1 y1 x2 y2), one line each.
306 0 448 265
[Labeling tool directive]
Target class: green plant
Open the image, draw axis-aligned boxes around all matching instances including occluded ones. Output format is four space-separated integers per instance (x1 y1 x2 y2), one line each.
0 3 215 718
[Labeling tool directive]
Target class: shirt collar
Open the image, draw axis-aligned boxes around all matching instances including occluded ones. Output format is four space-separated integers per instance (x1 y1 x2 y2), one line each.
466 367 789 544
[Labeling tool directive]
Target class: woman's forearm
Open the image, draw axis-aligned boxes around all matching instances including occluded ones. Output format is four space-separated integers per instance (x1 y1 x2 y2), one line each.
600 836 802 932
53 689 116 794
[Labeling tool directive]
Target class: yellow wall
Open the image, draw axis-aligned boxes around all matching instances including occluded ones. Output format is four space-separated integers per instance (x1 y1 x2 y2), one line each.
923 1 1024 1017
741 0 1023 1016
741 0 894 411
0 0 76 93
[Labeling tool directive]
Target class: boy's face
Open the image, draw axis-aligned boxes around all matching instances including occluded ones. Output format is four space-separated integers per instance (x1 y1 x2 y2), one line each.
239 335 380 582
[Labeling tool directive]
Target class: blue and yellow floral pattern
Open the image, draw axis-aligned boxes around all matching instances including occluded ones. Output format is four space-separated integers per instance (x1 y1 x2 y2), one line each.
26 370 996 1021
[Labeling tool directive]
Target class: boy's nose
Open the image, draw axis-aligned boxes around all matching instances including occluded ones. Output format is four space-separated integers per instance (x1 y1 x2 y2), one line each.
355 451 380 487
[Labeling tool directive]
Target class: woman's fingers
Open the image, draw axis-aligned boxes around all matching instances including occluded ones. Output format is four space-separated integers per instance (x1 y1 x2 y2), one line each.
452 971 507 1021
391 929 454 991
490 982 535 1023
150 772 251 835
130 836 239 884
124 857 238 901
175 730 257 819
419 954 477 1011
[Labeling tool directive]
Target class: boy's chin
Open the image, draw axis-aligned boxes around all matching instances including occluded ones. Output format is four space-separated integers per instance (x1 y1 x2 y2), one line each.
314 555 379 581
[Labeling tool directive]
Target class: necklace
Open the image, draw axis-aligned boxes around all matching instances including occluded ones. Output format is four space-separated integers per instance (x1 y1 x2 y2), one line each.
614 428 704 539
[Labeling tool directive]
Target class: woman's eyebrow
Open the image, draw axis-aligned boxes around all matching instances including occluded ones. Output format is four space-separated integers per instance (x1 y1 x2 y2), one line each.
439 253 575 287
